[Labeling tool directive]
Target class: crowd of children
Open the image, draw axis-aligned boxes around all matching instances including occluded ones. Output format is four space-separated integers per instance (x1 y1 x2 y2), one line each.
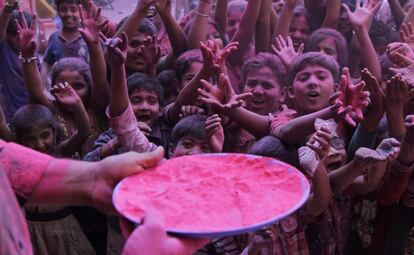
0 0 414 254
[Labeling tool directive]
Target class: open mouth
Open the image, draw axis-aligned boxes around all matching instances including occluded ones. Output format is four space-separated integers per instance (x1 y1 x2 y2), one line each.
137 114 151 123
308 91 320 99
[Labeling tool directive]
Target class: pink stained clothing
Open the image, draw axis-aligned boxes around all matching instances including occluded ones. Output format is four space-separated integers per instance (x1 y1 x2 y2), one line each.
0 140 54 255
376 160 414 207
268 105 298 137
106 104 157 153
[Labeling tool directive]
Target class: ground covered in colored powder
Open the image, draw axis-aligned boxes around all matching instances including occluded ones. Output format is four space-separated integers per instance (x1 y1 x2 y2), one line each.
113 154 309 235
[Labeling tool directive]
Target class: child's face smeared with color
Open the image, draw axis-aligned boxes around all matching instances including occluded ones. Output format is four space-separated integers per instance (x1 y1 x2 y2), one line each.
20 124 55 154
243 67 285 115
58 2 81 30
169 136 211 158
130 89 160 127
290 64 335 114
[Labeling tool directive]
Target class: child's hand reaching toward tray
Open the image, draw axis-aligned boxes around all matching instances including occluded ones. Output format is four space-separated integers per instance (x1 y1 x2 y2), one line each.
121 211 209 255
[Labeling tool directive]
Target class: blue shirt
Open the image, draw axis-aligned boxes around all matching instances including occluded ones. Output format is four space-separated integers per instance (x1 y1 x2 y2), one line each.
0 40 40 122
43 31 89 66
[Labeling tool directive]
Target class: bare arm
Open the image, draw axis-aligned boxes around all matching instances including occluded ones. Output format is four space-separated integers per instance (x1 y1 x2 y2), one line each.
214 0 228 35
389 0 406 29
114 0 155 39
321 0 340 29
17 13 54 110
343 1 382 81
79 4 110 110
255 0 272 53
156 0 187 68
186 0 212 49
52 85 92 157
0 104 12 141
306 162 332 216
273 0 298 37
227 0 262 64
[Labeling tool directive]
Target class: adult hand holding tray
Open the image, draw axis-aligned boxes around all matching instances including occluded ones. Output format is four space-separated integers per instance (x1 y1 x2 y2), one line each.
113 153 310 238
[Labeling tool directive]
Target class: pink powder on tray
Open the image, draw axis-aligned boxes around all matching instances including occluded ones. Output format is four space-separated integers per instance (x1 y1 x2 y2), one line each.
113 154 309 233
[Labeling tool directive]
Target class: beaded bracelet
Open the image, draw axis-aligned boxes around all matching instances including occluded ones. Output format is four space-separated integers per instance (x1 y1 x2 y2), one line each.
195 11 209 18
18 54 38 64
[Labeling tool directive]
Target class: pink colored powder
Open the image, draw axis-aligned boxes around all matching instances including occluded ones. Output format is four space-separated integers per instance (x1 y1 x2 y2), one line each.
113 154 308 233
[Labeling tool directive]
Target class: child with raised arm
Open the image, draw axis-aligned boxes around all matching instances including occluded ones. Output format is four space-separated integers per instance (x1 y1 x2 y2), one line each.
18 9 108 156
11 84 93 254
0 5 41 121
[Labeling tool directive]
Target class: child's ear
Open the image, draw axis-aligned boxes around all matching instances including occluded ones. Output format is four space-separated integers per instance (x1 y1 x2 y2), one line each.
173 79 181 95
287 86 295 100
334 82 339 92
168 143 175 158
279 87 288 104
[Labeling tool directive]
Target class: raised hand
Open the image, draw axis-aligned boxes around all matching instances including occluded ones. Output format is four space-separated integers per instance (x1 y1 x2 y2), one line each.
385 75 412 114
375 138 401 160
179 105 205 118
387 42 414 67
306 126 333 160
141 35 161 71
102 32 128 65
361 68 385 131
50 82 82 110
137 122 152 137
78 2 107 45
200 41 220 75
272 35 303 70
354 138 400 168
15 12 37 57
342 0 381 30
198 74 252 111
390 65 414 87
400 22 414 48
205 114 224 153
336 68 370 127
154 0 172 16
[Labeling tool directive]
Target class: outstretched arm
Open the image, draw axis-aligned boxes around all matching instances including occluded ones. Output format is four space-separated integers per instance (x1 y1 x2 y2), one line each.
186 0 212 50
17 12 54 110
343 0 382 81
321 0 340 29
227 0 262 64
155 0 187 68
114 0 155 39
51 83 91 157
78 3 110 110
255 0 272 53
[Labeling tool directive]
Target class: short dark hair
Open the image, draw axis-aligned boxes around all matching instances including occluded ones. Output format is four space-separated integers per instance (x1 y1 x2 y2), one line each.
55 0 86 9
241 53 287 89
127 72 164 106
51 57 92 96
170 114 207 145
116 17 157 36
369 20 398 49
248 136 299 167
12 104 58 143
175 50 203 82
306 28 348 69
6 11 33 35
289 52 340 86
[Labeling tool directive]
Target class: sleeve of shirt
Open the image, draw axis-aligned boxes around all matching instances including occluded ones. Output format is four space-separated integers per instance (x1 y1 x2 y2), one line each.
107 104 157 153
268 106 297 137
0 140 53 200
83 130 114 162
43 34 58 66
376 160 414 206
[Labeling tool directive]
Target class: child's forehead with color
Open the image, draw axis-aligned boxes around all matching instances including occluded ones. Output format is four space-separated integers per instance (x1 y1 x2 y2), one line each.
295 64 334 78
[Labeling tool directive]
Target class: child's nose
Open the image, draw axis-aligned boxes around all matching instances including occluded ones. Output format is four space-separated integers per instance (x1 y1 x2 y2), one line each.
252 86 264 94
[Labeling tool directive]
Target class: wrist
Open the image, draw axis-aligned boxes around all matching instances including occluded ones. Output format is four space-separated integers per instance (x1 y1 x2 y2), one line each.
349 159 367 174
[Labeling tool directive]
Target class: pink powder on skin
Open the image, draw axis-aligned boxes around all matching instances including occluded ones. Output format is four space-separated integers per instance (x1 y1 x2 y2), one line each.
114 154 308 233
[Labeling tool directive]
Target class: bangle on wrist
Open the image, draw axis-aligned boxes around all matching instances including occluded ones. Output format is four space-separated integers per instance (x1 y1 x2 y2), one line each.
195 11 209 17
18 53 38 64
